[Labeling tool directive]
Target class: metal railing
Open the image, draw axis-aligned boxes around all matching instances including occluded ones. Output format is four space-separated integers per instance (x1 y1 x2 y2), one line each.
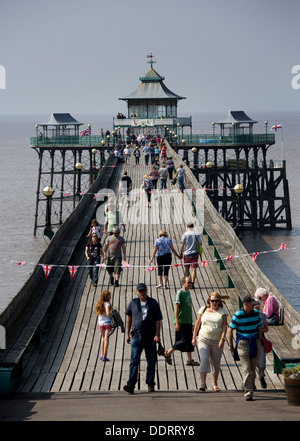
30 135 109 147
175 133 275 145
30 132 275 147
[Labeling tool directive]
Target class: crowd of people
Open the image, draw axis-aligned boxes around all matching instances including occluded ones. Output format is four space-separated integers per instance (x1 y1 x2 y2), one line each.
87 132 279 400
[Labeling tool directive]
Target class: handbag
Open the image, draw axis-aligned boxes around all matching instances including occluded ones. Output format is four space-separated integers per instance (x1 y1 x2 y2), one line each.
261 334 272 353
157 342 166 356
196 240 202 258
171 177 177 185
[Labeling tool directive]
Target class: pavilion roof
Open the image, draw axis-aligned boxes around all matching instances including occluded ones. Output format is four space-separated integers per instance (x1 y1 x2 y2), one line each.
119 68 185 101
217 111 258 125
38 113 83 126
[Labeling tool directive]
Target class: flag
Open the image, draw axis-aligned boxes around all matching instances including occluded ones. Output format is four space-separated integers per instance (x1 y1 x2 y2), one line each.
201 261 208 267
270 124 282 131
80 129 91 136
96 263 107 268
122 261 131 269
278 243 287 250
68 265 79 279
14 261 26 266
41 264 53 278
226 255 234 261
145 265 157 272
251 252 259 262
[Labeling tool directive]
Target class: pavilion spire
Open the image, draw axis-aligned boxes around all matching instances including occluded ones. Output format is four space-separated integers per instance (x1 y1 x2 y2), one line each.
147 53 156 69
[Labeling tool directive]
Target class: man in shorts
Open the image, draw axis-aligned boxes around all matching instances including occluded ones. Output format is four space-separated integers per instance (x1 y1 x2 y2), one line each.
103 226 126 287
180 222 202 289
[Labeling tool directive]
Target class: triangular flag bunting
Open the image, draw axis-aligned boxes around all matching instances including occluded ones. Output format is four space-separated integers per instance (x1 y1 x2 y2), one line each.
41 264 53 278
68 265 79 279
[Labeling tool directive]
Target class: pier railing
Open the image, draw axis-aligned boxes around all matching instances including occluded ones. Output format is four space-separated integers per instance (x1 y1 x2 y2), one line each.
30 133 275 147
176 133 275 145
30 135 110 147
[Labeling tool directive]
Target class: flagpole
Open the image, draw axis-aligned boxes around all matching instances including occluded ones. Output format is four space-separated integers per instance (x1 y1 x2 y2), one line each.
281 125 284 163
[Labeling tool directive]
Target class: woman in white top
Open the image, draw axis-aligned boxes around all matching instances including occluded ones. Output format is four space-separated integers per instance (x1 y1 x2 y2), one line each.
192 292 229 392
94 290 112 362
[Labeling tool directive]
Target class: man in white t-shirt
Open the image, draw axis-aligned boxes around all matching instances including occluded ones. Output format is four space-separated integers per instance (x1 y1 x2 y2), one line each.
180 222 202 289
124 145 131 164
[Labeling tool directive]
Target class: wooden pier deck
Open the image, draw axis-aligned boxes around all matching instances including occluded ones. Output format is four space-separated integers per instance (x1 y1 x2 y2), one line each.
9 149 289 395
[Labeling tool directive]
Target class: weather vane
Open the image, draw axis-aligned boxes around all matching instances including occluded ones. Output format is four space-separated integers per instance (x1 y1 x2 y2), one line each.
147 53 156 68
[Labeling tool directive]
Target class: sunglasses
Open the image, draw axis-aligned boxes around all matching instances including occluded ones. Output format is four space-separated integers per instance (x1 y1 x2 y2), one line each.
210 299 220 303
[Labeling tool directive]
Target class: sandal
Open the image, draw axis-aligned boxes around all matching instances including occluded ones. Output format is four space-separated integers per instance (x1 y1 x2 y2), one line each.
212 385 220 392
164 352 172 365
186 359 200 366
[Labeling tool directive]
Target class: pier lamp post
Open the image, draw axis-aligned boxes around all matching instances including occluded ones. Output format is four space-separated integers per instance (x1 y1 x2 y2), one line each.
43 186 54 239
212 121 215 137
75 162 83 200
206 161 213 196
174 134 178 152
92 149 98 181
106 134 110 150
265 121 268 139
88 124 91 146
192 147 198 170
234 183 244 231
181 139 187 163
112 130 116 148
101 140 106 166
92 148 97 167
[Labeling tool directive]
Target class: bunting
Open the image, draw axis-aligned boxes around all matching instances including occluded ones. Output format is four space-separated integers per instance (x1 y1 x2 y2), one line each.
41 264 53 278
68 265 79 279
2 243 294 280
145 265 157 272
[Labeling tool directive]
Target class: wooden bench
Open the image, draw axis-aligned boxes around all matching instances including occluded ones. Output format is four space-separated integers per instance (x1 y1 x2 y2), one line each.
0 155 118 397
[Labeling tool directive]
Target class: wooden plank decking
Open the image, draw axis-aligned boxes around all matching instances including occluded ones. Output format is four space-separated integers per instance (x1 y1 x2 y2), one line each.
12 151 286 394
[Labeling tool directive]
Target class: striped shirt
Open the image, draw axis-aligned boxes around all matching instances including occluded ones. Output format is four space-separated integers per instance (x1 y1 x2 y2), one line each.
229 308 262 338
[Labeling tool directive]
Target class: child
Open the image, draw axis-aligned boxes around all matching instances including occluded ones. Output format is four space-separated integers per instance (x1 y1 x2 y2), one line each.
94 290 112 361
87 219 101 239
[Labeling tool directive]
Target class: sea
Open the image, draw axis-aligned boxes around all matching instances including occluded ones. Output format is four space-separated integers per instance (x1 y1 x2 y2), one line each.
0 111 300 314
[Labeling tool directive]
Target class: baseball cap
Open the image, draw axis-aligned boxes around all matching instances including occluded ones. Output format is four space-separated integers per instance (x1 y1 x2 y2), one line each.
243 295 259 305
137 283 147 292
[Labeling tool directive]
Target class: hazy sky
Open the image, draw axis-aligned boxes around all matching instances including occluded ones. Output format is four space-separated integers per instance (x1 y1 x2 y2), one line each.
1 0 300 116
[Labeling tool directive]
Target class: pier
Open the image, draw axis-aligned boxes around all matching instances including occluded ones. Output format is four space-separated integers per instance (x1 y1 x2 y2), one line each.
1 60 299 421
1 141 299 401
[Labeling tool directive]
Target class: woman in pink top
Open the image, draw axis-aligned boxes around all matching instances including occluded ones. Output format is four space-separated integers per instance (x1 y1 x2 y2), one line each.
254 287 279 325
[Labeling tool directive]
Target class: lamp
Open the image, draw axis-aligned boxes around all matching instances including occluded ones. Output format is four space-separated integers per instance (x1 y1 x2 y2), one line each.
43 186 54 239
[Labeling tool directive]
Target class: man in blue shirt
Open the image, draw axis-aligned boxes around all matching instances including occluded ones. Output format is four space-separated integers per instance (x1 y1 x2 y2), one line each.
228 295 262 401
123 283 162 394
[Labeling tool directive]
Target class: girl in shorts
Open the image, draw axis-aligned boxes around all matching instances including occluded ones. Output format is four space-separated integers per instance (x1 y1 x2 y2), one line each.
94 291 112 361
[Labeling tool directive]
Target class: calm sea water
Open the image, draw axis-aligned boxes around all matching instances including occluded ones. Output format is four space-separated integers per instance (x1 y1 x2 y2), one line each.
0 111 299 313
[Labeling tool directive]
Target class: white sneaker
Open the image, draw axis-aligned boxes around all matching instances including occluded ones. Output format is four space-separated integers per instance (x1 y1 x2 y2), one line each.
156 284 162 288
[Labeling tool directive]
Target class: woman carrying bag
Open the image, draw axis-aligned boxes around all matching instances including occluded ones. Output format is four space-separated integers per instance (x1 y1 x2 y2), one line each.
192 292 229 392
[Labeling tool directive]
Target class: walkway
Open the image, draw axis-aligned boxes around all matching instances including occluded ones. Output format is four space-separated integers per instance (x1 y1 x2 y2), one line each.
10 148 285 396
